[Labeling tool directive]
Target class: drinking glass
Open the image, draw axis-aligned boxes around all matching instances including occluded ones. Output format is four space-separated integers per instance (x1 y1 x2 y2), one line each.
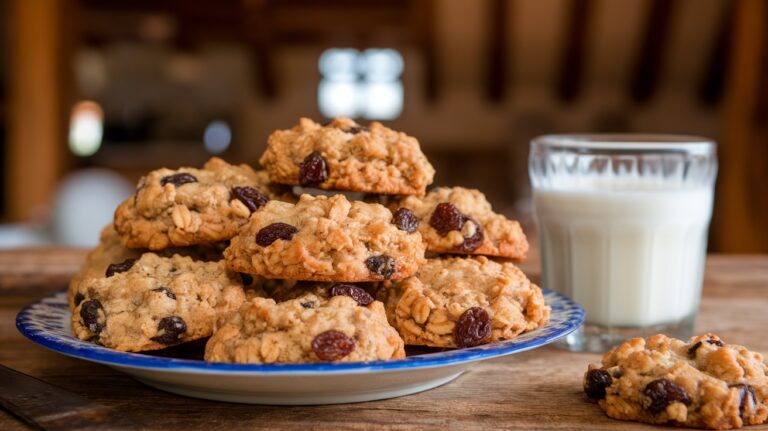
529 135 718 352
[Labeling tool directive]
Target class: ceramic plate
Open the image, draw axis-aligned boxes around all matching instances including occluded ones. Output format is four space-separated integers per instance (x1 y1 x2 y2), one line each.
16 289 584 405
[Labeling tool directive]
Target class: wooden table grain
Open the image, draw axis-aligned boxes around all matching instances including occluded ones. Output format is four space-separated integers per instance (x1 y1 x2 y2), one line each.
1 249 767 430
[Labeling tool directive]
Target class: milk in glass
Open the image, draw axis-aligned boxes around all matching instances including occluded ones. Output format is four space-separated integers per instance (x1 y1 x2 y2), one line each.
529 135 717 351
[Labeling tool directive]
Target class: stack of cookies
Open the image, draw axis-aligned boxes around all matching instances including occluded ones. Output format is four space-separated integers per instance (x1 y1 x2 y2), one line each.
69 117 550 363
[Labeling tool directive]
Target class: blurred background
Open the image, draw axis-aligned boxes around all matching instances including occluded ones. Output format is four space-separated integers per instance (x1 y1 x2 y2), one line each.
0 0 766 251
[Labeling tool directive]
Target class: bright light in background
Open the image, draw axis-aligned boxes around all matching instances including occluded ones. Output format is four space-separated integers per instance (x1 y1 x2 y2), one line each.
318 49 360 118
68 101 104 157
319 48 359 80
318 81 359 118
360 49 404 82
203 120 232 154
362 81 403 120
318 48 404 120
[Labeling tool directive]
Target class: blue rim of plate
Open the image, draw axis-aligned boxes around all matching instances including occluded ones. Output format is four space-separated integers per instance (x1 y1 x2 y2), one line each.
17 289 583 375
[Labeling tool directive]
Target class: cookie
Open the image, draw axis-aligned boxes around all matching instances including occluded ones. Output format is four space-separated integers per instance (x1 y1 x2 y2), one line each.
204 292 405 363
378 255 550 348
68 224 228 310
114 157 287 250
71 253 250 352
259 279 378 306
224 193 426 282
258 117 435 195
583 333 768 429
253 169 297 203
68 224 142 310
395 187 529 259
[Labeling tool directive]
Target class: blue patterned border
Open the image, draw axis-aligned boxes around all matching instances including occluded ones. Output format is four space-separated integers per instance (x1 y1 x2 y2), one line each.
16 289 583 374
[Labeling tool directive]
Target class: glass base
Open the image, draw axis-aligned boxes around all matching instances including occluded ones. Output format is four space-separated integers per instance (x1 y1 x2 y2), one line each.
556 314 696 353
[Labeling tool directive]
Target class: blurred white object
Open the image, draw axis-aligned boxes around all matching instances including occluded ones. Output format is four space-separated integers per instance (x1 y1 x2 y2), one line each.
68 101 104 157
51 169 134 247
203 120 232 154
0 225 50 248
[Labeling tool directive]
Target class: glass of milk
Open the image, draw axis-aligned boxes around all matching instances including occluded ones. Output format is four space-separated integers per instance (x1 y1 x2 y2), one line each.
529 135 717 352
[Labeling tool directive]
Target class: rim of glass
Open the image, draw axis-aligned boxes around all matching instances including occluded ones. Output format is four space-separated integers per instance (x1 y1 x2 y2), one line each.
532 134 716 154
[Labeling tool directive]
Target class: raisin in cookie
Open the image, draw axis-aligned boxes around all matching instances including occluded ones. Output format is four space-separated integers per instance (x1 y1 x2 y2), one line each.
204 293 405 363
260 279 378 306
378 256 550 348
71 253 251 352
583 333 768 429
259 117 435 195
114 157 284 250
224 194 426 282
395 187 528 259
68 224 227 309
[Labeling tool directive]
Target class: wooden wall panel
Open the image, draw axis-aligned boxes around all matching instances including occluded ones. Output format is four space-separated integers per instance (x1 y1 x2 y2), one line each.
717 0 768 252
6 0 66 222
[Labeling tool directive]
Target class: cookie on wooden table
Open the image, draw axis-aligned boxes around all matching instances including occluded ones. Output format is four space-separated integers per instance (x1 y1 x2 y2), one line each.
224 193 426 282
259 117 435 196
71 253 251 352
395 187 529 259
114 157 288 250
204 292 405 363
378 255 550 348
583 333 768 429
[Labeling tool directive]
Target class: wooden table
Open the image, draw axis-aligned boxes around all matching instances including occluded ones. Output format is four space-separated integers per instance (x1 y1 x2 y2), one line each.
1 250 767 430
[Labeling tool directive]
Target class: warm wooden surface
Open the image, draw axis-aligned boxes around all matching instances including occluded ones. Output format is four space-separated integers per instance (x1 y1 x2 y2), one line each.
1 249 767 430
6 0 69 222
719 0 768 253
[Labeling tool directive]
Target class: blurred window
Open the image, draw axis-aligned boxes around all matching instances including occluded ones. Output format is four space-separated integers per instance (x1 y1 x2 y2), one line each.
318 48 403 120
